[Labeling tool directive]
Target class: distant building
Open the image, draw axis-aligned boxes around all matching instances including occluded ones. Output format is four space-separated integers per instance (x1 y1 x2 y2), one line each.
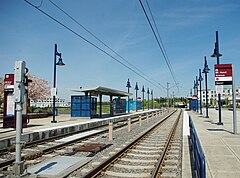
200 87 240 106
30 97 70 108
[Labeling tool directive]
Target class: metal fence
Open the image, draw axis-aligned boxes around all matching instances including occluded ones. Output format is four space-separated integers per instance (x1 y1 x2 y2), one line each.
189 116 206 178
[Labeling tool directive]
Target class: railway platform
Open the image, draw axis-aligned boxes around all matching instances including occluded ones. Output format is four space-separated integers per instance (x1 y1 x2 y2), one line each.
0 109 159 150
0 114 99 141
184 108 240 178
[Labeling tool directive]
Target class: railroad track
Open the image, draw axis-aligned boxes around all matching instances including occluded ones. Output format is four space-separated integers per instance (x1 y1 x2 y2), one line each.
0 126 107 170
0 112 153 167
0 110 168 176
80 109 182 178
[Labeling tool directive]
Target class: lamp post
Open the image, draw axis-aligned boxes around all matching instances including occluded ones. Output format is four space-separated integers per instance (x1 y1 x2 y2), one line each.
193 80 196 96
151 89 153 109
203 56 210 118
167 82 169 108
195 76 199 112
147 88 150 110
198 69 203 115
159 97 161 109
52 44 65 123
135 82 139 112
142 85 145 111
193 80 197 111
172 91 175 108
126 78 131 113
211 31 223 125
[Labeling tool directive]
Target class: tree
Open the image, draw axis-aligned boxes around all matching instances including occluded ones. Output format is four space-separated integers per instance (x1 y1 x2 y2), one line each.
224 97 229 106
210 98 213 106
27 73 51 101
0 74 50 101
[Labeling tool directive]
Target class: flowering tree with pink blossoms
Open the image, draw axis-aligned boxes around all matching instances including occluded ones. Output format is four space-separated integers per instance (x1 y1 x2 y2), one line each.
0 74 50 102
27 74 51 101
0 77 3 103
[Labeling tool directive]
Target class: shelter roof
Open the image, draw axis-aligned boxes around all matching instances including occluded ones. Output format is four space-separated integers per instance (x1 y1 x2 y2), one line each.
71 86 132 97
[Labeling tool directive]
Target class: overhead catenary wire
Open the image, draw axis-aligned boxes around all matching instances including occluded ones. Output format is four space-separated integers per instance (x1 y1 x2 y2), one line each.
138 0 178 87
24 0 163 90
145 0 178 90
145 0 177 86
48 0 166 91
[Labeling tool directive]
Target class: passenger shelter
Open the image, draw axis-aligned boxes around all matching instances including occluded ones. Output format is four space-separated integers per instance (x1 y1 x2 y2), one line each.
71 86 132 118
188 95 198 111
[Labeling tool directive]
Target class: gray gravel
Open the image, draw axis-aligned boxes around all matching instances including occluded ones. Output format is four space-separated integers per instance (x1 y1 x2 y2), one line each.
69 109 181 177
0 109 180 178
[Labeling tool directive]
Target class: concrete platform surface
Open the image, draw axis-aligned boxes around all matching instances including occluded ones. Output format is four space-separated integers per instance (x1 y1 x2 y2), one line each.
0 114 99 140
187 108 240 178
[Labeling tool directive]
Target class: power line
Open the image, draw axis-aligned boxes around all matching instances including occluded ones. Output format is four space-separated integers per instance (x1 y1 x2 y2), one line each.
24 0 163 90
145 0 178 90
48 0 166 91
138 0 178 87
145 0 177 84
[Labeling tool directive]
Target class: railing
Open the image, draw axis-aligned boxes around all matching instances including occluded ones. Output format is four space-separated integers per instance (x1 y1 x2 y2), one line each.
189 117 206 178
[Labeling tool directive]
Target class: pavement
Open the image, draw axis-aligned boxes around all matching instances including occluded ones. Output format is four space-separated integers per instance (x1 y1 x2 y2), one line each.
183 108 240 178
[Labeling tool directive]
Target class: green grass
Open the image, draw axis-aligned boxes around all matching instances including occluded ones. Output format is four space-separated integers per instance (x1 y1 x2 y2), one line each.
97 104 110 113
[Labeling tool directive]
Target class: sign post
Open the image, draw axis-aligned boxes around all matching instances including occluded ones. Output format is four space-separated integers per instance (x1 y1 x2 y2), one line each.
214 64 237 134
232 66 237 134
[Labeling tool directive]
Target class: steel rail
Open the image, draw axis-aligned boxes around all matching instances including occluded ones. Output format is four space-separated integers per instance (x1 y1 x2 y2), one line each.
0 110 155 154
81 109 177 178
0 111 158 169
0 128 107 169
150 109 182 177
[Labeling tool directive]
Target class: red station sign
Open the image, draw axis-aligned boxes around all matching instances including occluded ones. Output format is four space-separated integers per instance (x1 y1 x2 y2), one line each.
4 74 14 91
214 64 233 85
3 73 28 128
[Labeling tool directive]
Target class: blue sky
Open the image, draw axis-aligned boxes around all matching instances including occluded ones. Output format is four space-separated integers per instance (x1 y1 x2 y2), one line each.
1 0 240 101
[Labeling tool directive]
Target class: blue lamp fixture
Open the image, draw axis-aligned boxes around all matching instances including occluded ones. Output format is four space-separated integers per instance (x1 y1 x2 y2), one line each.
195 76 199 112
151 89 153 109
142 85 145 111
147 88 150 110
198 69 203 115
202 56 210 118
52 44 65 123
211 31 223 125
126 78 131 113
135 82 139 112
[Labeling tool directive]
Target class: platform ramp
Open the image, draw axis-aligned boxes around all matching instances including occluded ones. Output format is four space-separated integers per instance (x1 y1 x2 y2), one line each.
27 156 92 177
